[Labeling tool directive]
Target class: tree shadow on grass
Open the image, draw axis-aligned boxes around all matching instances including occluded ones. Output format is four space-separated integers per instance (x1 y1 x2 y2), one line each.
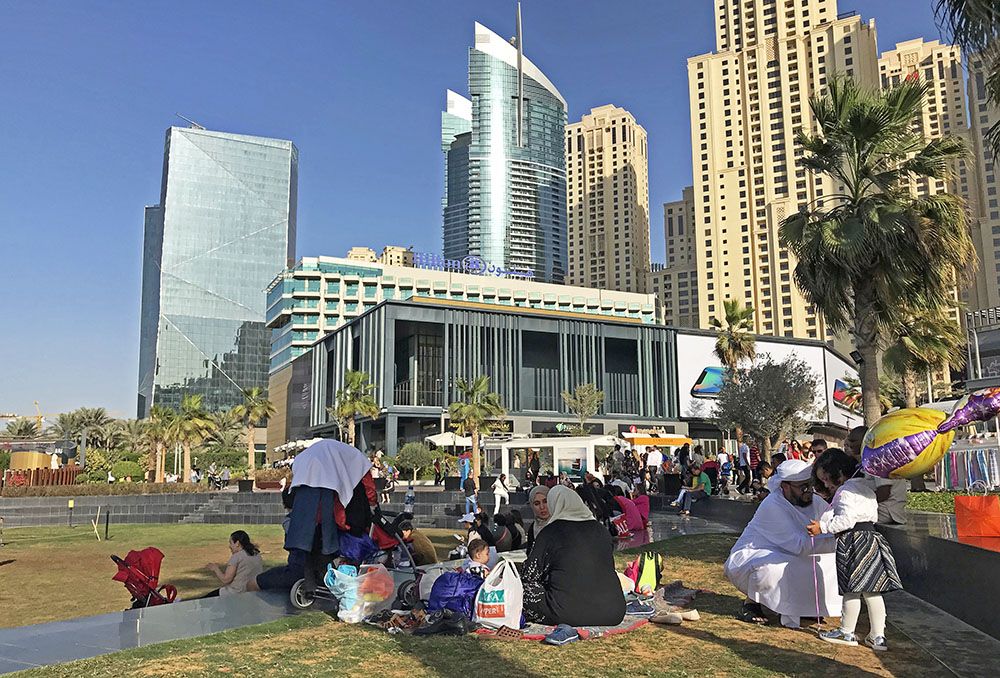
668 624 887 677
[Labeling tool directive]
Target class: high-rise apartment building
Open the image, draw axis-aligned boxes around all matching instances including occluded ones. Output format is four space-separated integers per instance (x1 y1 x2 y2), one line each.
967 57 1000 310
442 18 568 284
137 126 297 418
880 39 975 325
652 187 699 327
565 105 650 294
688 0 879 338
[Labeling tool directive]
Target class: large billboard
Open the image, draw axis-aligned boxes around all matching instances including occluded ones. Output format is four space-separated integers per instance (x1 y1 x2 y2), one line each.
675 331 862 429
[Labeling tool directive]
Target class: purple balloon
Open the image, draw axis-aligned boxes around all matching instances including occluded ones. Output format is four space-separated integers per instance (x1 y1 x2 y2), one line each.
862 429 939 479
938 388 1000 432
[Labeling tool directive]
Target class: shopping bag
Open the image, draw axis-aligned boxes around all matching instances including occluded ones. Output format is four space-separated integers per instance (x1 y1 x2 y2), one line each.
955 494 1000 538
473 560 523 629
327 563 395 623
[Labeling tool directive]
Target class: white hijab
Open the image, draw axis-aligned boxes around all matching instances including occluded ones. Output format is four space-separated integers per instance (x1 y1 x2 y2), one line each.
539 485 595 532
291 439 372 501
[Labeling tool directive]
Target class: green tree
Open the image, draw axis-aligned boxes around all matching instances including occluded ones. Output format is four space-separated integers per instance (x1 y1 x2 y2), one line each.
448 375 507 484
709 299 757 375
48 411 82 441
327 371 379 447
780 76 975 425
176 394 212 483
4 418 39 439
560 383 604 436
396 442 435 481
883 306 967 408
233 388 275 475
714 355 819 458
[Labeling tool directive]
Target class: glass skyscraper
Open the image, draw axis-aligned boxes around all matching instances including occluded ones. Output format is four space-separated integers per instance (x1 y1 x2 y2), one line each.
137 126 297 418
442 21 568 284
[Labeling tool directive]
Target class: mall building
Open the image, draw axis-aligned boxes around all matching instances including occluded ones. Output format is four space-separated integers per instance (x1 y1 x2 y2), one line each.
266 270 862 457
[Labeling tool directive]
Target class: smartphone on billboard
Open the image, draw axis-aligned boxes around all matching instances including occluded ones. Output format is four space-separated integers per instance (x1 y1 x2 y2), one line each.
691 366 725 398
832 378 860 411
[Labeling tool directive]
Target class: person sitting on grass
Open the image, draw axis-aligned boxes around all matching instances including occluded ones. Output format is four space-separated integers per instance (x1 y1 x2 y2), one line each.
464 538 492 577
202 530 264 598
521 486 626 628
672 463 711 515
398 520 438 566
608 484 644 532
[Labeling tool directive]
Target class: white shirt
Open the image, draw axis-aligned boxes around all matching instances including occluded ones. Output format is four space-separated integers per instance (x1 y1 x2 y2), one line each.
738 444 750 465
820 477 879 535
717 452 730 467
646 450 663 467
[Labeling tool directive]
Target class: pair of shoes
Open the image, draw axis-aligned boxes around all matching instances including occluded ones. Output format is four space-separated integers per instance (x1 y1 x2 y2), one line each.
820 629 858 646
413 609 470 636
669 501 679 507
680 609 700 621
865 635 888 652
677 510 690 516
651 611 683 625
625 601 656 617
543 624 579 646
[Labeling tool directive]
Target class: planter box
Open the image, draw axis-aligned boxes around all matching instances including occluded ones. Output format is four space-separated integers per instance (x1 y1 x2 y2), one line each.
237 479 254 493
255 480 281 490
444 477 460 491
479 475 496 487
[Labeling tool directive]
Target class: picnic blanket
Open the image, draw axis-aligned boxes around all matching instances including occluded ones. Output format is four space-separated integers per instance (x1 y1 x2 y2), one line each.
474 615 649 641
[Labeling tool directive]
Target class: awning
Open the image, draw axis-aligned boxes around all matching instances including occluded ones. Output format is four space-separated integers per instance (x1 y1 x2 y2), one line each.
425 432 473 447
621 433 693 447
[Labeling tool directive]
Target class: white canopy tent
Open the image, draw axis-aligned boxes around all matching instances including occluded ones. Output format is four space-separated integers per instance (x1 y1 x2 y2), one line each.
424 432 473 448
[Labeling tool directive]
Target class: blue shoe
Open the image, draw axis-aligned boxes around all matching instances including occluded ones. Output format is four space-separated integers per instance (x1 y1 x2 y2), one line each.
625 601 656 617
543 624 579 646
820 628 858 646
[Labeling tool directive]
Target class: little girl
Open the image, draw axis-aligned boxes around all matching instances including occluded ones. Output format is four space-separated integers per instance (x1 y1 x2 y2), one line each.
807 449 901 652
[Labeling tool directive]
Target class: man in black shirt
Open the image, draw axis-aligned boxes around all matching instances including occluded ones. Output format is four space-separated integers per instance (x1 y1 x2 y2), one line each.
464 476 478 514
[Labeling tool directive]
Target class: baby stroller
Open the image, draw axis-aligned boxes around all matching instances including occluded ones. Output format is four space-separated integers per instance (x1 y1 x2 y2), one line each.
111 547 178 609
290 510 422 611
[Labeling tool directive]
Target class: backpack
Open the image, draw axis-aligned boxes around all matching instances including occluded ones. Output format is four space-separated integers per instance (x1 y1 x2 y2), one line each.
625 551 663 594
426 571 484 618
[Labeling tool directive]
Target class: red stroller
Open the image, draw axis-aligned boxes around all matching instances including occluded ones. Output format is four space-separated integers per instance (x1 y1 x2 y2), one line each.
111 547 178 609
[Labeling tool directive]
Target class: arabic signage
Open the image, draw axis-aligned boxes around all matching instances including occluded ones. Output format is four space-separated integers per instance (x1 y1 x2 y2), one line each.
412 252 536 280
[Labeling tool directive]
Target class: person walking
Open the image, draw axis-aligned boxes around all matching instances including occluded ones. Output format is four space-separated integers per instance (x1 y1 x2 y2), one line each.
737 438 751 494
463 475 478 514
433 457 442 486
492 473 510 514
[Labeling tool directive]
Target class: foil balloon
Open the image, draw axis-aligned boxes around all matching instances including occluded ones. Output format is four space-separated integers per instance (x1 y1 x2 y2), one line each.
862 387 1000 479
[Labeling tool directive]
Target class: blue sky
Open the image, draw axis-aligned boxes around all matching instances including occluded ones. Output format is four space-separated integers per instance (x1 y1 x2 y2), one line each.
0 0 943 418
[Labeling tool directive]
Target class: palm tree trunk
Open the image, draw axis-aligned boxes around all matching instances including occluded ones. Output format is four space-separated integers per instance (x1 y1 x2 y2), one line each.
183 443 192 484
155 442 165 483
902 369 918 409
472 428 481 488
854 283 883 427
348 418 356 447
246 424 256 475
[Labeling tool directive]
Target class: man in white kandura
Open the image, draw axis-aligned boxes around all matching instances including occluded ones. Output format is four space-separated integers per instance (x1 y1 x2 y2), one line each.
724 460 841 628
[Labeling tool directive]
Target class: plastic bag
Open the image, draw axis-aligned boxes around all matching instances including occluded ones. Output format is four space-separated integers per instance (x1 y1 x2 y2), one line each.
326 563 395 623
473 560 523 630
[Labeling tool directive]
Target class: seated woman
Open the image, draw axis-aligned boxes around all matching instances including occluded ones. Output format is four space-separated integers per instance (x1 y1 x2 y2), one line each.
492 513 514 552
203 530 264 597
609 485 645 533
632 492 651 528
525 485 550 553
521 486 626 627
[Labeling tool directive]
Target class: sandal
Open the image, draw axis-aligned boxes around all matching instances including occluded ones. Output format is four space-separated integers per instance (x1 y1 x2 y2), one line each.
738 603 768 625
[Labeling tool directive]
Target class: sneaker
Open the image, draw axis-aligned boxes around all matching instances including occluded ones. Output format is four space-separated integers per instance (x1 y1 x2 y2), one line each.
543 624 580 646
820 629 858 646
865 635 888 652
625 601 656 617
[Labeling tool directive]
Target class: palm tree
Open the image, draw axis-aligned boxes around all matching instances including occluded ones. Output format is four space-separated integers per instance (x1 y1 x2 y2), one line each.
448 376 507 484
780 76 975 425
234 388 275 474
709 299 757 376
327 371 379 447
176 395 212 483
883 307 966 408
48 412 82 441
4 418 39 439
148 406 175 483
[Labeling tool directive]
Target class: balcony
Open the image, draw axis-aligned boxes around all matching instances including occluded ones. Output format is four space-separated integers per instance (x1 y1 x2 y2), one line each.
393 379 444 407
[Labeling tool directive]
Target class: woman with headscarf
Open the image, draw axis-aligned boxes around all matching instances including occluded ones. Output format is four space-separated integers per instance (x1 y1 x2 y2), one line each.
521 486 627 627
525 485 550 554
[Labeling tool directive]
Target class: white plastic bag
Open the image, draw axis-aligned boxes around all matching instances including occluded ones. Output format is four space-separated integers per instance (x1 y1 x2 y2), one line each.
328 563 395 623
473 559 523 629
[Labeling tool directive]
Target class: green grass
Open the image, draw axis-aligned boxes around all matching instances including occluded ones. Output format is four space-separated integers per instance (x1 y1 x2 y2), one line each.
10 532 943 678
906 491 958 514
0 523 458 628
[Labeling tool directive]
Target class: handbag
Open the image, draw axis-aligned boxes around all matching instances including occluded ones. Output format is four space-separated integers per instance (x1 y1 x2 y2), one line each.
611 513 631 537
955 482 1000 538
473 560 523 630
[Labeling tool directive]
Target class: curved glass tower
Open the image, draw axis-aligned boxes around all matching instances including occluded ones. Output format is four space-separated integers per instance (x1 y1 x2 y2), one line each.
442 21 567 284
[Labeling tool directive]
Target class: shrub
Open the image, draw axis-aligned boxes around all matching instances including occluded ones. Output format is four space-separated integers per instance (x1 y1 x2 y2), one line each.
396 442 435 481
254 468 290 483
0 451 10 471
111 461 144 481
0 482 213 498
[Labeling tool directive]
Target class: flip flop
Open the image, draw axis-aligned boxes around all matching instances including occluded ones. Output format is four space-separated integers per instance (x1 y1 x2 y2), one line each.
738 603 768 625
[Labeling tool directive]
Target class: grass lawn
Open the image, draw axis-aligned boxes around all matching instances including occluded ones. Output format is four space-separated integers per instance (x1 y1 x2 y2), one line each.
0 524 460 629
8 531 944 678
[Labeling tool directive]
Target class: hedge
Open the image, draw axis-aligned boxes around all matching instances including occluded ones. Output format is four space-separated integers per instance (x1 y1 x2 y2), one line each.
0 482 213 498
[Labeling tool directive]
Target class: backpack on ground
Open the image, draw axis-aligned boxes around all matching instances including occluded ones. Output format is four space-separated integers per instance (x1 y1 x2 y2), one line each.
625 551 663 594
